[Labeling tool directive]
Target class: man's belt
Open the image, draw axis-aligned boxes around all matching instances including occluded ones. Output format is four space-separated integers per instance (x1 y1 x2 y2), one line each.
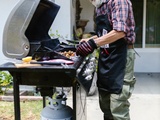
128 44 133 49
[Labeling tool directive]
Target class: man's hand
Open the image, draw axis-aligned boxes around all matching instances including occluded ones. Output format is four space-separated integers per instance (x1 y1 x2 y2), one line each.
76 39 97 57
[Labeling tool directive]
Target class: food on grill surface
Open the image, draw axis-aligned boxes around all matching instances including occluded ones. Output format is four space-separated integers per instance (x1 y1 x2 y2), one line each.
59 50 76 58
22 56 32 63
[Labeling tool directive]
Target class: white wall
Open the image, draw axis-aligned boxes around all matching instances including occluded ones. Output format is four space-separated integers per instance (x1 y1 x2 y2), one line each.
80 0 95 33
51 0 76 40
135 48 160 73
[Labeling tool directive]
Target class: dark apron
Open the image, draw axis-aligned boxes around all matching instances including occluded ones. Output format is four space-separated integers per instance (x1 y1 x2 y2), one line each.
96 14 127 94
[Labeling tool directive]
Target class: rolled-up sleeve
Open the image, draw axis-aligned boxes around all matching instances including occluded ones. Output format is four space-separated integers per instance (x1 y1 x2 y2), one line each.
111 0 128 33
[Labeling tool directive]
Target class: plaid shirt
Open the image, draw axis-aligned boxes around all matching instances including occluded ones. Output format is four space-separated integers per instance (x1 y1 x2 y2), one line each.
96 0 136 44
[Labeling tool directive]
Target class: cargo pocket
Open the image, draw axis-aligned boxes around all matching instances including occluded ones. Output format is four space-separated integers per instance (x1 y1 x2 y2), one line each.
111 84 133 101
124 49 136 84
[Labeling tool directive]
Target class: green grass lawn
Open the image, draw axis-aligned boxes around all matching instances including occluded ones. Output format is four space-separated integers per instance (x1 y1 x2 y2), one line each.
0 100 43 120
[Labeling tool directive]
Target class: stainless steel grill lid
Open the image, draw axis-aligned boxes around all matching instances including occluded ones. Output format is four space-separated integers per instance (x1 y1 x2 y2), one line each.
3 0 60 58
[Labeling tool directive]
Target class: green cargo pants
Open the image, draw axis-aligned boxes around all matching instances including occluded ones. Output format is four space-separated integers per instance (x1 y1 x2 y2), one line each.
98 49 136 120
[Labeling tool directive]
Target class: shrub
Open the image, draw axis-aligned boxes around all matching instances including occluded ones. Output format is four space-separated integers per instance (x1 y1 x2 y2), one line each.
0 71 13 94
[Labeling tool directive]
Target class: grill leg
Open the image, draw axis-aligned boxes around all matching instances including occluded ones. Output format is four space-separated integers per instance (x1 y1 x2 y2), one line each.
43 96 46 108
13 75 21 120
73 85 77 120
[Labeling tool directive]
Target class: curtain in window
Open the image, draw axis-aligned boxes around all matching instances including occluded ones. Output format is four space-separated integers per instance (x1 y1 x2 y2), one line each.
146 0 160 48
132 0 143 48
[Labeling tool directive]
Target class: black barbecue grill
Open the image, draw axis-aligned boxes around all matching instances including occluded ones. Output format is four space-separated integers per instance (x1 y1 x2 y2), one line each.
0 0 97 120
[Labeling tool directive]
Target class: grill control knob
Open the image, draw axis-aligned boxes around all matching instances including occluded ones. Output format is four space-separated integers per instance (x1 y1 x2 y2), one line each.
85 75 92 80
90 57 96 62
77 68 81 74
83 69 93 76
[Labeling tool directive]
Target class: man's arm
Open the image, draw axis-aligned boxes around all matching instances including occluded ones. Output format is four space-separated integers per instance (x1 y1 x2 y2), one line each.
76 30 126 57
79 30 125 48
94 30 125 47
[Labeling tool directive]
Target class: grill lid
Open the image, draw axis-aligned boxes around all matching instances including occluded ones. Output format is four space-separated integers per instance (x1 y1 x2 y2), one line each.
3 0 60 58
